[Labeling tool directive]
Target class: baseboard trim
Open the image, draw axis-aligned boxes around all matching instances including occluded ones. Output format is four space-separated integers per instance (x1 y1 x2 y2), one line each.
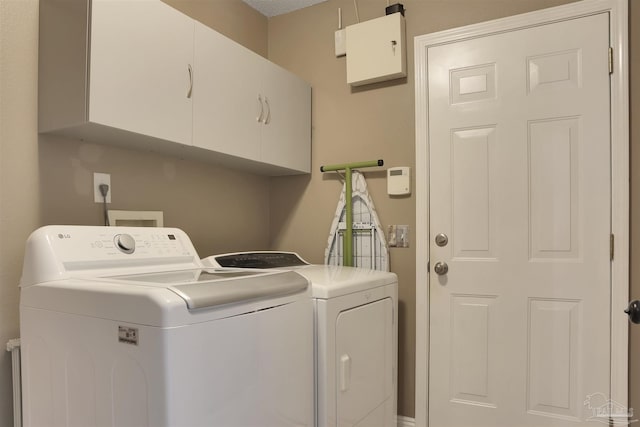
398 415 416 427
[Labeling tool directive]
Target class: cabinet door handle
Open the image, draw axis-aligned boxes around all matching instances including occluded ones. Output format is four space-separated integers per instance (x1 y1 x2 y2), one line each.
263 96 271 125
187 64 193 99
256 94 264 122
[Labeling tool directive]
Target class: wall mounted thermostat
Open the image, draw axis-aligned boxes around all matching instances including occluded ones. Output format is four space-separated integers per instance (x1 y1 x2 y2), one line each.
387 167 410 195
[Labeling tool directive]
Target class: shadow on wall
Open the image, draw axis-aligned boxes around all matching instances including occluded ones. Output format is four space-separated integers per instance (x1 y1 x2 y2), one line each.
269 174 312 246
320 169 388 183
396 298 414 414
350 77 408 94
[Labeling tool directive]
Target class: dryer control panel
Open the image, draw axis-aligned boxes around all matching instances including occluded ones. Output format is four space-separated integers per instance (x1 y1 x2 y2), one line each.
211 252 309 269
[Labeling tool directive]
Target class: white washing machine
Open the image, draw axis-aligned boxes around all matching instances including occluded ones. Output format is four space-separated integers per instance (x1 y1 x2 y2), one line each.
203 252 398 427
19 226 314 427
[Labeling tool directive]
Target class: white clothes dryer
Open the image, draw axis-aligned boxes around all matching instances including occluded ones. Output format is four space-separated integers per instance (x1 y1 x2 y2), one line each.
203 252 398 427
19 226 314 427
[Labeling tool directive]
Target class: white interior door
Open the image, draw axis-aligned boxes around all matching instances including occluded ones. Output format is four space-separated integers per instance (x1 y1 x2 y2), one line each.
428 12 611 426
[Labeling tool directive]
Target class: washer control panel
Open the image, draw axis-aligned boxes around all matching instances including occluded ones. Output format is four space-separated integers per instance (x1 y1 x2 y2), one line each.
21 225 202 286
35 226 197 263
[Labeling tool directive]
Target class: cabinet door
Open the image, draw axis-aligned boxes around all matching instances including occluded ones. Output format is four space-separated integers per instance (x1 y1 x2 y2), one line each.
89 0 194 145
260 61 311 173
193 22 261 161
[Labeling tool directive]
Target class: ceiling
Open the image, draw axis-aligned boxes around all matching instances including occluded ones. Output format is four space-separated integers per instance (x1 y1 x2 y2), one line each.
242 0 328 17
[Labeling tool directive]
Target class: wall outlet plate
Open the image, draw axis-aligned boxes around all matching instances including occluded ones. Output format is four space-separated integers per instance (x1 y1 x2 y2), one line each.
387 224 409 248
94 172 111 203
396 225 409 248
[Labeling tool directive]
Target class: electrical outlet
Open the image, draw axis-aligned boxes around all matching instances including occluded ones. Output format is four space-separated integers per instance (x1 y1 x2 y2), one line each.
397 225 409 248
94 172 111 203
387 224 409 248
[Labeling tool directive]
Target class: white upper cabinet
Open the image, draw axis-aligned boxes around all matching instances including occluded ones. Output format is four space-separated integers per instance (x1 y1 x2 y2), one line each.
193 23 262 163
259 60 311 173
89 0 194 145
39 0 311 176
193 22 311 174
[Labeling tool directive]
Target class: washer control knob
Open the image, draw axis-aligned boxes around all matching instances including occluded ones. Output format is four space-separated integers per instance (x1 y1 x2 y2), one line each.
114 234 136 254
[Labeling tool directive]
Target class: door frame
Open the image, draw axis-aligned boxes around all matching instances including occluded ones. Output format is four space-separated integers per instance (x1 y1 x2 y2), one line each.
414 1 629 426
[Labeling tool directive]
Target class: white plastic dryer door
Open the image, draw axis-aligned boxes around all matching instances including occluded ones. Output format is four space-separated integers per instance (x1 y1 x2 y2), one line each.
335 297 394 426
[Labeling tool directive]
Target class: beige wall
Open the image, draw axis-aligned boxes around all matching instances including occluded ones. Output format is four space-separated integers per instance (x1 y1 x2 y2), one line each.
38 136 272 256
0 1 40 424
0 1 268 425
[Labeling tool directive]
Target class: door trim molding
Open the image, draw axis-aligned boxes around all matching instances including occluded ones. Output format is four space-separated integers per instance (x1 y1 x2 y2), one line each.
413 1 629 426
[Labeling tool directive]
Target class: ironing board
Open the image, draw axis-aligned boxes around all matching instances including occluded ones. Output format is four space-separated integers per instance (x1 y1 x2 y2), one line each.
324 170 389 271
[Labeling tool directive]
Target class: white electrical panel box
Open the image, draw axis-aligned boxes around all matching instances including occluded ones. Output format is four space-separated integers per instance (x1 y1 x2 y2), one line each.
387 167 410 195
346 13 406 86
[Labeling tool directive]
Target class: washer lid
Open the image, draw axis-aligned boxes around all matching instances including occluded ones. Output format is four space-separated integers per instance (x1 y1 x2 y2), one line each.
113 269 309 310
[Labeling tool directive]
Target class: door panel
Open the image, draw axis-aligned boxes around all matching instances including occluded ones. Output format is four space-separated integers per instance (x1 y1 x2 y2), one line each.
450 295 497 407
451 127 497 259
528 117 580 259
428 12 611 426
527 299 581 419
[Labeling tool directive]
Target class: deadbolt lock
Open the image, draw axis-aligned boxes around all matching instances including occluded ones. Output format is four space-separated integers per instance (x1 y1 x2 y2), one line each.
435 233 448 247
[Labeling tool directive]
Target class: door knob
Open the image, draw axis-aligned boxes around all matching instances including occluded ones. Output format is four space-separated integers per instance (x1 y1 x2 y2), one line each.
625 300 640 324
434 262 448 276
